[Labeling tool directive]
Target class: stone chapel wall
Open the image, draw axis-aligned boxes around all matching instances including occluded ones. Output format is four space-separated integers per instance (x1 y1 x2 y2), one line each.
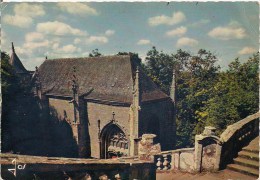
86 102 131 158
140 99 175 151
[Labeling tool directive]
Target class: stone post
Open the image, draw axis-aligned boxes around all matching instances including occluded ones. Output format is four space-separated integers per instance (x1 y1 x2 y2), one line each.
138 134 161 161
195 126 222 172
130 66 142 156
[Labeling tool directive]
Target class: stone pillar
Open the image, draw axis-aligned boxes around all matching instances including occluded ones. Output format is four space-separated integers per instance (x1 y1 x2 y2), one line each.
69 66 87 157
129 66 141 156
170 69 176 103
138 134 161 161
195 126 222 172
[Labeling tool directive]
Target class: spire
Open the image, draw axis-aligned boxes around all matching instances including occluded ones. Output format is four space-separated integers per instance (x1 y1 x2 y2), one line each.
12 42 15 53
9 42 28 74
170 68 176 103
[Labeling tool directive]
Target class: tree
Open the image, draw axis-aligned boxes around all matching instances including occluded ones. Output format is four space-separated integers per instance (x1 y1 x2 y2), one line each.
143 47 221 147
197 53 259 135
89 49 102 57
1 52 20 152
145 46 175 93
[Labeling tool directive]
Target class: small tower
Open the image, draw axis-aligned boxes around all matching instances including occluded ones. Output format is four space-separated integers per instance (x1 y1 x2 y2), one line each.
9 42 28 74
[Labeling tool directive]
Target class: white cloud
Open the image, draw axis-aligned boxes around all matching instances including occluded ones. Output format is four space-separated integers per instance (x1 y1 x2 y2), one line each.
14 3 45 17
1 30 7 46
137 39 151 45
148 11 186 26
166 26 187 37
36 21 87 36
74 38 81 44
176 37 198 47
23 40 50 50
3 15 33 28
57 2 97 16
208 21 247 40
25 32 44 42
3 3 45 28
58 44 79 54
52 42 60 50
86 36 108 44
105 30 115 36
190 19 210 27
82 52 90 56
238 47 257 55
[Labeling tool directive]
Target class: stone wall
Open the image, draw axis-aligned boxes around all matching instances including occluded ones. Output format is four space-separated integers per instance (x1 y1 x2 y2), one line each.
47 97 176 159
49 98 74 123
86 102 130 158
0 153 156 180
140 99 175 151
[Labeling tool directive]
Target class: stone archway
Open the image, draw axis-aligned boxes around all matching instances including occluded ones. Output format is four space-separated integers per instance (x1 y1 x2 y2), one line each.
100 123 128 159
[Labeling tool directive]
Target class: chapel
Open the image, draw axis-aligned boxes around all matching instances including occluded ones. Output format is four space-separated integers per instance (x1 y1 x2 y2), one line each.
8 43 176 158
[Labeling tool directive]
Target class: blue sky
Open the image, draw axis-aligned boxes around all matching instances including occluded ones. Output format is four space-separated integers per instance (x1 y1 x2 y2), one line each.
1 2 259 70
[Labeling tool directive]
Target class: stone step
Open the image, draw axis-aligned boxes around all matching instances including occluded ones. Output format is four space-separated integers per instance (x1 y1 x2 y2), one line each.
227 164 259 177
238 151 259 161
242 147 259 154
234 157 259 169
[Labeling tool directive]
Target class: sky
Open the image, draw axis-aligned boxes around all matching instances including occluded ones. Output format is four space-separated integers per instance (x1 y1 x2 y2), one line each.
1 2 259 70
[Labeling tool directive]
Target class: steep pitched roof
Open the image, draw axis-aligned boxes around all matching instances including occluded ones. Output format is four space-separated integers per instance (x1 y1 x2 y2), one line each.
38 55 168 104
9 42 28 74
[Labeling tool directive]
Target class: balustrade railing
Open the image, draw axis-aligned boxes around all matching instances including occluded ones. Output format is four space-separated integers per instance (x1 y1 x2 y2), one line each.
155 148 195 172
0 153 155 180
220 112 259 168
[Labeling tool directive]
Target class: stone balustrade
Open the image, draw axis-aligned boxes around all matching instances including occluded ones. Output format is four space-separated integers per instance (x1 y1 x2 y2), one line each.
155 148 195 172
155 112 260 174
0 153 155 180
219 112 259 168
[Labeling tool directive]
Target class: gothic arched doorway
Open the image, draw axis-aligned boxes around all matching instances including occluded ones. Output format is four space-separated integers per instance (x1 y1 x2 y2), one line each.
100 123 128 159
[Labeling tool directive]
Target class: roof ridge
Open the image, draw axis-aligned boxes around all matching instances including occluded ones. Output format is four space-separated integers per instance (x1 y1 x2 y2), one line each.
46 55 131 61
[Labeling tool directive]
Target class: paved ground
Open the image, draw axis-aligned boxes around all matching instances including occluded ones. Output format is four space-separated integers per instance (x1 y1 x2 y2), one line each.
157 169 258 180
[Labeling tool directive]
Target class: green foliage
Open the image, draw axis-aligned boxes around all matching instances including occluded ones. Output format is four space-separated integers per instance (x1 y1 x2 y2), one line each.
197 53 259 135
1 52 20 152
1 52 19 100
89 48 102 57
143 46 259 148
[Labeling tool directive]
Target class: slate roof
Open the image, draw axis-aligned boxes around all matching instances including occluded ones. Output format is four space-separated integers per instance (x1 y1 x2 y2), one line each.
38 55 168 104
9 42 28 74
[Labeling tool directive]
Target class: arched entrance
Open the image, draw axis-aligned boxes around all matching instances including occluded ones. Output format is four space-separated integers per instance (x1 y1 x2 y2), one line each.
100 123 128 159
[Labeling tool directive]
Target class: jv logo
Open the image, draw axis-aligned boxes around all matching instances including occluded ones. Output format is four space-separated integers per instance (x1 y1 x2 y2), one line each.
8 158 26 177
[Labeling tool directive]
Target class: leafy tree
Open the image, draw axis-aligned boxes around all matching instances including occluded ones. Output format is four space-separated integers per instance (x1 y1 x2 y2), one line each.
145 46 175 93
1 52 20 152
197 53 259 135
144 47 221 147
89 49 102 57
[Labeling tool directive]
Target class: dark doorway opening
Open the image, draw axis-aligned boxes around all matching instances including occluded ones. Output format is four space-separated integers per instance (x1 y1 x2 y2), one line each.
100 123 128 159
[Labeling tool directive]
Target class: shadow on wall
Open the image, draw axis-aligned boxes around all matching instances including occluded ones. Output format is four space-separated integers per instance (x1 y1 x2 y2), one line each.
47 106 78 158
1 90 78 158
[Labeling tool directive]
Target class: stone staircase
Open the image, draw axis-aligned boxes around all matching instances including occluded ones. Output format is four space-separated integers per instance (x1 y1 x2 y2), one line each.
227 136 259 177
